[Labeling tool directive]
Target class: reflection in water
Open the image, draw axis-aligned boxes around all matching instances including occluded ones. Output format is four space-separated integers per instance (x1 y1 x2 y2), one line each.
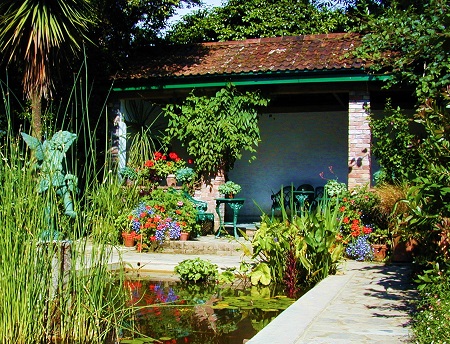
120 279 297 344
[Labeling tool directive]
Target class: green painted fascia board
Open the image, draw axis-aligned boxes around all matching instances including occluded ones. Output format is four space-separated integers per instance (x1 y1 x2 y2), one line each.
112 73 391 92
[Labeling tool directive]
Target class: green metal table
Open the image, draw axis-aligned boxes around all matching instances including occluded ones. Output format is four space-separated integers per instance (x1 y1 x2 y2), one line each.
215 198 245 238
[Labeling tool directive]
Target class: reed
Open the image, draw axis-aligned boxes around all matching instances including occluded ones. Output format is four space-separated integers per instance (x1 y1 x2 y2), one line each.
0 68 132 343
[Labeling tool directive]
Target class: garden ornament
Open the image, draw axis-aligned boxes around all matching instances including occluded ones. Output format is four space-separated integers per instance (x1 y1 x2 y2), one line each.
21 131 78 239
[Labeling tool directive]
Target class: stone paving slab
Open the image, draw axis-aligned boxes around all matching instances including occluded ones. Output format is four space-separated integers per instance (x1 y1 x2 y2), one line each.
248 260 417 344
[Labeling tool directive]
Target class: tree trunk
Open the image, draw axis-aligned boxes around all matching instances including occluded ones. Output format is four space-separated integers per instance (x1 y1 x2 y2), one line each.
30 89 42 139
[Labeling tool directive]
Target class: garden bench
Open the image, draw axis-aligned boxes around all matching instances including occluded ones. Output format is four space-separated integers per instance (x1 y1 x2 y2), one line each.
271 184 328 217
181 191 215 224
166 188 215 234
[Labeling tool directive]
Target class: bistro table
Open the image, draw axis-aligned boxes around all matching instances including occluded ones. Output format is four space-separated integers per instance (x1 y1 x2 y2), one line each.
215 198 245 239
292 190 315 214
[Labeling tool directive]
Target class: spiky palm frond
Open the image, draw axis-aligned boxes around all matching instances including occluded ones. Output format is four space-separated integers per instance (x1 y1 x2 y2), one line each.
0 0 94 98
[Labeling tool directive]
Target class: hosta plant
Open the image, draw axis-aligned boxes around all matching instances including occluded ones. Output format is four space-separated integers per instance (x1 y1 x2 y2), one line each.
174 258 219 283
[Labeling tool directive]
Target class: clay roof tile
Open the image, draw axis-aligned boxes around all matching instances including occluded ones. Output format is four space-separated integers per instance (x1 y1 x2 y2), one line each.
116 33 366 80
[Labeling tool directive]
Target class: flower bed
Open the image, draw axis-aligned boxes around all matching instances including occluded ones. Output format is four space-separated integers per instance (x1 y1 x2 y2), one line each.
128 189 199 251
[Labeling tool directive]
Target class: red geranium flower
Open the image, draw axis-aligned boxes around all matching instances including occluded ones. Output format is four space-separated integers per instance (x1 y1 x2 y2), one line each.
168 152 179 160
363 226 372 234
154 151 163 160
144 160 154 167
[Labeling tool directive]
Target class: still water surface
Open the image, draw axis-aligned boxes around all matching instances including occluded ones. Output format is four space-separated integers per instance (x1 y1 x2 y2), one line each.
120 279 301 344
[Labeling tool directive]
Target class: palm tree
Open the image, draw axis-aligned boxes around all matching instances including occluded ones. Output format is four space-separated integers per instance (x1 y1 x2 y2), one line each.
0 0 94 138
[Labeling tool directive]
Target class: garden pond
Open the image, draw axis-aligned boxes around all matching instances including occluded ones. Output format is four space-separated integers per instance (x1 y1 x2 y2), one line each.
118 278 303 344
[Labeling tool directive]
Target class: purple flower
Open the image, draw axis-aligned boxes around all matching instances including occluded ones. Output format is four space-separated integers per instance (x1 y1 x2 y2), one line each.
346 235 374 261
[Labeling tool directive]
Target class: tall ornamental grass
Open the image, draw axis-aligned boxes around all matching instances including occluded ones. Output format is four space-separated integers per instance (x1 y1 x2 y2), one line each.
0 73 133 343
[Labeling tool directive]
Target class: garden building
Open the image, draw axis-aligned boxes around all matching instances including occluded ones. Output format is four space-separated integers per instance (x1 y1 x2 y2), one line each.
110 33 414 224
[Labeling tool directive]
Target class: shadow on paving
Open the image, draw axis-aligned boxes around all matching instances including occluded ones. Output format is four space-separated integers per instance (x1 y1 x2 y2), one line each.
360 263 418 324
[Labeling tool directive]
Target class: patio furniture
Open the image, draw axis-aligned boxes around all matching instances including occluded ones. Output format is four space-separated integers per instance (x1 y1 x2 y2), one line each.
293 184 315 214
270 186 291 219
314 186 325 200
182 191 215 228
167 188 215 232
313 186 338 211
215 198 245 239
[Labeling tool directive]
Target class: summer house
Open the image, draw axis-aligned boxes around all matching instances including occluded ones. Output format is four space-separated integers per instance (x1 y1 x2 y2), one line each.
110 33 414 224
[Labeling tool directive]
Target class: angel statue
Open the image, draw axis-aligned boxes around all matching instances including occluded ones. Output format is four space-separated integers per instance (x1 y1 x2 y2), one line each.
21 131 78 240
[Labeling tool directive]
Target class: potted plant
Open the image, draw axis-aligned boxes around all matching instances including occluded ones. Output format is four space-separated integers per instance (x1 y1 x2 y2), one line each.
218 181 241 198
114 212 137 247
370 228 392 261
128 190 200 247
142 151 186 186
175 167 196 187
118 166 138 186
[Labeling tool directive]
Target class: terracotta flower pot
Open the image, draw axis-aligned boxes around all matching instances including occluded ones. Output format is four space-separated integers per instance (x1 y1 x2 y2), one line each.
372 244 388 261
392 235 418 262
166 174 177 187
122 232 136 247
179 232 189 241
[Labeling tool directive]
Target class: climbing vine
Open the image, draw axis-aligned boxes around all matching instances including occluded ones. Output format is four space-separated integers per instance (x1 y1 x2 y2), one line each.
164 83 269 178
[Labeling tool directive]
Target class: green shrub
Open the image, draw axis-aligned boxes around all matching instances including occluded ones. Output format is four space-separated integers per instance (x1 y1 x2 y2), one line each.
174 258 219 283
250 191 344 295
413 263 450 343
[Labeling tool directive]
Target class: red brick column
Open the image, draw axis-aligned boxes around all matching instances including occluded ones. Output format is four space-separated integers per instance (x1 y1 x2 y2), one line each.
348 91 371 189
194 171 225 231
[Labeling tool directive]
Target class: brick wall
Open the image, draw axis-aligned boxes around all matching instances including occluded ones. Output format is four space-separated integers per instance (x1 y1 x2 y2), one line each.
229 111 348 222
348 91 371 189
194 171 225 230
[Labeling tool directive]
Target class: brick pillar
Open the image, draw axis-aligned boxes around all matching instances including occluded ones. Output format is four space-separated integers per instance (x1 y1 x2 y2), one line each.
194 171 225 231
348 91 371 189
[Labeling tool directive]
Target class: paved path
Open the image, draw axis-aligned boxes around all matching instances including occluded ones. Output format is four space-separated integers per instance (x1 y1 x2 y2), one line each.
248 260 417 344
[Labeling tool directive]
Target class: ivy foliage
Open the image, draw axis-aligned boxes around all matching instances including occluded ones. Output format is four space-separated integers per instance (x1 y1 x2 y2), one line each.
369 103 423 183
164 84 269 177
165 0 350 43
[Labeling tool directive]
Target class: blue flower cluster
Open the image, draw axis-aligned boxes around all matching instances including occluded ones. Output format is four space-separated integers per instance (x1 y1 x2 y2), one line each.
130 202 156 233
153 283 178 303
165 218 182 240
345 234 374 261
155 227 166 243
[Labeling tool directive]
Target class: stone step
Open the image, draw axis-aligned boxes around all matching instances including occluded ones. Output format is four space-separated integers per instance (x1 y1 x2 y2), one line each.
161 235 253 256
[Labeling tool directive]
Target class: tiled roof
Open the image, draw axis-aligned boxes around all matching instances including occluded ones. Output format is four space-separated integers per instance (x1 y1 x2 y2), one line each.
116 33 366 80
